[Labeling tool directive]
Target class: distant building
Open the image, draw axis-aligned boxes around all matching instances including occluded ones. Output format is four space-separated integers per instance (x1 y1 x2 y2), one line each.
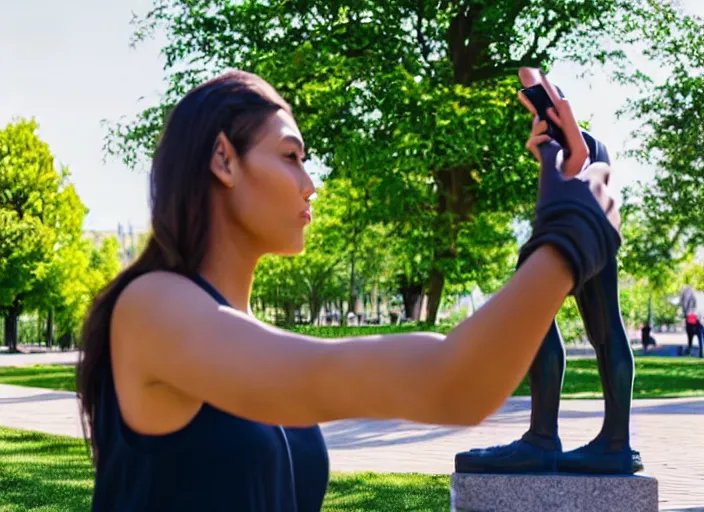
84 222 147 267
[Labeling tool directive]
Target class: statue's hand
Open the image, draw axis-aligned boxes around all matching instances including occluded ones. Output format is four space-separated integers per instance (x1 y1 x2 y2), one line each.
576 162 621 233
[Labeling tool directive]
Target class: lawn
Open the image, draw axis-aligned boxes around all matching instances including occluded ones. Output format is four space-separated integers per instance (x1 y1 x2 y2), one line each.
1 356 702 399
0 427 450 511
0 364 76 392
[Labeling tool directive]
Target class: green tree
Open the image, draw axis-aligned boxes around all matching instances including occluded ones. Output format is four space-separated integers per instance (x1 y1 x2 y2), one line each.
0 119 63 352
87 236 123 297
618 204 687 288
680 260 704 293
108 0 696 323
39 191 123 349
48 234 122 348
619 3 704 255
252 178 369 325
0 119 120 351
29 180 89 348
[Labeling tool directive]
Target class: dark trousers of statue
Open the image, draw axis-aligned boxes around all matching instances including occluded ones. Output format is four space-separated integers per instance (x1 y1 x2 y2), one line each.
455 257 643 474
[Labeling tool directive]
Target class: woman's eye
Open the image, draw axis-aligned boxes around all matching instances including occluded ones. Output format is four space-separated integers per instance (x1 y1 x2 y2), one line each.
286 152 299 161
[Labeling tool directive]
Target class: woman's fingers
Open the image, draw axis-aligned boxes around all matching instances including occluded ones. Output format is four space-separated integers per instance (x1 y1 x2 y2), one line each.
531 119 549 137
527 134 551 148
553 103 589 177
518 91 538 117
518 67 542 88
540 72 564 106
546 107 562 128
526 134 552 161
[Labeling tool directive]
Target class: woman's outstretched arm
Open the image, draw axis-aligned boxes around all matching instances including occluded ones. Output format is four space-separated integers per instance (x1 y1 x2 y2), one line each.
112 244 571 428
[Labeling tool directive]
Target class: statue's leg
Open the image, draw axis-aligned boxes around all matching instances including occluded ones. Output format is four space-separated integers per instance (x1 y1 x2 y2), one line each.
454 320 565 473
558 257 643 474
526 320 566 443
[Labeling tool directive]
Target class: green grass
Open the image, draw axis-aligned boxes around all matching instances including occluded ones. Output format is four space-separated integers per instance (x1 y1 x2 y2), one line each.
2 356 702 399
0 364 76 392
325 472 449 511
0 427 450 511
0 427 94 512
516 357 704 399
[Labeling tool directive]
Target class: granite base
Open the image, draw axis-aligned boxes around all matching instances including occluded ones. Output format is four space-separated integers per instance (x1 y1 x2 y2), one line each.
451 472 658 512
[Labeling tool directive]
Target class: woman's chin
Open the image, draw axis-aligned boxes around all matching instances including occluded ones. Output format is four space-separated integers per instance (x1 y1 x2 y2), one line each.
273 240 305 256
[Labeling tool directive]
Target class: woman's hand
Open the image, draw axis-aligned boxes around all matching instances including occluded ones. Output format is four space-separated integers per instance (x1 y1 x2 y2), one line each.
519 68 589 179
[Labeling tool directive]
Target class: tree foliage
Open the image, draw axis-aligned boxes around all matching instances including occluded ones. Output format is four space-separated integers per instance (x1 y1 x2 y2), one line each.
0 119 122 350
106 0 699 323
0 119 64 350
619 2 704 257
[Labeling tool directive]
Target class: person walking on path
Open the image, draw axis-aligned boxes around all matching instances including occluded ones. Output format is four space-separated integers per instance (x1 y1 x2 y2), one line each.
679 285 703 357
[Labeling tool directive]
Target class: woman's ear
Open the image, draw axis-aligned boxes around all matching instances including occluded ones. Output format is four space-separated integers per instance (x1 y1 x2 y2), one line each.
210 132 240 188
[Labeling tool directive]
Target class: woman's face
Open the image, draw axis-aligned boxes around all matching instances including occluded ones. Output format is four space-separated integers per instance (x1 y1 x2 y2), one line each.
211 109 315 256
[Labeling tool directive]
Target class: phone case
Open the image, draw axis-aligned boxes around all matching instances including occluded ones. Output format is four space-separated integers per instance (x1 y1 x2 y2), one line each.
520 84 568 149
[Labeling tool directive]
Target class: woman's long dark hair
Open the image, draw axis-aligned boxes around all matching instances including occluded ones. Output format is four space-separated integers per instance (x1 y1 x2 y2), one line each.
76 70 291 463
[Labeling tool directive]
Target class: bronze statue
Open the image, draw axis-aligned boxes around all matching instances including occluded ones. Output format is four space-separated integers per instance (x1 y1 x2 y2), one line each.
455 254 642 474
455 73 642 475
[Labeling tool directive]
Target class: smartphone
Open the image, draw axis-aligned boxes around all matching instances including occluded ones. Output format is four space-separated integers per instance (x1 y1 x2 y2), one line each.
519 83 568 149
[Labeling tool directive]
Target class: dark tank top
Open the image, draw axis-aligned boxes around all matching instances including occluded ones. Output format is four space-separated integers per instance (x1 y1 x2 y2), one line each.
91 275 330 511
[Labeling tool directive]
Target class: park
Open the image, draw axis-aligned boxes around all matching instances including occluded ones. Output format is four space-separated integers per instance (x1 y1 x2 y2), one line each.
1 0 704 511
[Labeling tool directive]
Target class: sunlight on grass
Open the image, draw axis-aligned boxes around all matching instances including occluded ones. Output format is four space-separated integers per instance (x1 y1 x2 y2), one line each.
325 472 449 511
0 428 94 512
0 427 449 511
0 365 77 392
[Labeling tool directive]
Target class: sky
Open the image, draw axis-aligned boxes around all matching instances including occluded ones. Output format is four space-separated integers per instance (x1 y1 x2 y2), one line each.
1 0 703 232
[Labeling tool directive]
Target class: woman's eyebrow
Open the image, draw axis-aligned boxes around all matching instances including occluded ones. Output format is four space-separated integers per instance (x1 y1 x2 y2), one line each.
281 134 305 153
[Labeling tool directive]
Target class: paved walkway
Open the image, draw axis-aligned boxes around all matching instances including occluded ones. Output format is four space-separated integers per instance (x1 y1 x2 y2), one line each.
1 384 702 510
0 349 80 366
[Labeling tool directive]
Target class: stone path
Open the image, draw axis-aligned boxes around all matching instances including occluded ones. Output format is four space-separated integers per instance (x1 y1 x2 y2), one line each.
0 349 80 367
1 383 702 510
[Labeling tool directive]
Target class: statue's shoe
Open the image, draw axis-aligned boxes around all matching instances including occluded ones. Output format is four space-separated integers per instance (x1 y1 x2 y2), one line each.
558 440 644 474
455 434 561 473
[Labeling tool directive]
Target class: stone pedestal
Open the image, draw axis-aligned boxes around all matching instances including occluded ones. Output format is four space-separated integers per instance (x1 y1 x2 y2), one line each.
451 472 658 512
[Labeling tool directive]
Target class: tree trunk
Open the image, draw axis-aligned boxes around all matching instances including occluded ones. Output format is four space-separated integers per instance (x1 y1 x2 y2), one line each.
309 295 323 325
425 267 446 325
4 302 21 353
400 282 423 321
375 283 382 323
283 301 296 325
344 253 357 326
46 309 54 348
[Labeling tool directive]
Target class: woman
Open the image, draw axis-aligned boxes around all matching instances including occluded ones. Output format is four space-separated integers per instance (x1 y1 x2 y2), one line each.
77 69 620 511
